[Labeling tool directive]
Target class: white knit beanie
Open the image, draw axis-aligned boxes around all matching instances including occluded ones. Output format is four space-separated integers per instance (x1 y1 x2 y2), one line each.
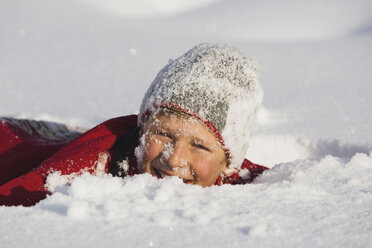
138 43 263 170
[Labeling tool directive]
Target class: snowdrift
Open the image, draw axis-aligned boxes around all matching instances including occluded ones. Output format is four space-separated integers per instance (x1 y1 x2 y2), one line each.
2 151 371 247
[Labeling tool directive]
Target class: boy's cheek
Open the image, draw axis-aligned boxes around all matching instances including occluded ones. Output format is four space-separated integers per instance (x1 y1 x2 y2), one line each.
144 140 162 161
192 161 216 181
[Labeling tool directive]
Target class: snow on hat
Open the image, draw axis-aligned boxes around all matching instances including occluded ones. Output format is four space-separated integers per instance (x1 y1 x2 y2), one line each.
138 43 263 171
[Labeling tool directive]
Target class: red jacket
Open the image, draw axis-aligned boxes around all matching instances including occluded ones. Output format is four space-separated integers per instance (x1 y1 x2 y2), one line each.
0 115 268 206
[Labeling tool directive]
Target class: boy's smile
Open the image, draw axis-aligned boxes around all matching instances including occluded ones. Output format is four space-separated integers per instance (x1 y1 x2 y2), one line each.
137 109 227 187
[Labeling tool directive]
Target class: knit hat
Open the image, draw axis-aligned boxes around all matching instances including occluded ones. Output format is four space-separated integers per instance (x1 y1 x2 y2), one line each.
138 43 263 171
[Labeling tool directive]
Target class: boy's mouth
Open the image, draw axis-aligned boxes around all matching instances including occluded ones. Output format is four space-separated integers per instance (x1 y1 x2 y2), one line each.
182 179 194 184
152 166 170 178
152 166 194 184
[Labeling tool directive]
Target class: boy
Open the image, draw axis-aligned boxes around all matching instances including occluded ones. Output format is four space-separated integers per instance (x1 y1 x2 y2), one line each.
0 43 267 206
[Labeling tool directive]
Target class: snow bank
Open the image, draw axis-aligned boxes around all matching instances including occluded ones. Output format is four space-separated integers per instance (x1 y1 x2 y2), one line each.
1 151 371 247
247 133 372 167
246 107 372 167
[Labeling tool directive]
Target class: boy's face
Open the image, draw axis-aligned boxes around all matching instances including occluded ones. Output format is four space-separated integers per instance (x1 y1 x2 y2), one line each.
137 112 227 187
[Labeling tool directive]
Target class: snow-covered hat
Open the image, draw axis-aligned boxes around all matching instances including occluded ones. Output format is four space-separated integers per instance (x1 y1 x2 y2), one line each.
138 43 263 170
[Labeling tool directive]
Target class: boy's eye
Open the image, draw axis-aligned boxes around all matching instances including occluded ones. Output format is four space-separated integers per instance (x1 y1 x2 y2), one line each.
154 131 171 138
193 143 210 151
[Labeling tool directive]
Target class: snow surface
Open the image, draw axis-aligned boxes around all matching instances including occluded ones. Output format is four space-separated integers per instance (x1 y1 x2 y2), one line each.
2 153 372 247
1 0 372 247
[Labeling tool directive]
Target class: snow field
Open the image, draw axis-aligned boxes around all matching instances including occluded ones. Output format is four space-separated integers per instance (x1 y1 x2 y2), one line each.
1 0 372 247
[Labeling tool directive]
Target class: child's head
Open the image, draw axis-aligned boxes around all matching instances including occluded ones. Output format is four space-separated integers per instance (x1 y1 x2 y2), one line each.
136 108 227 186
136 43 263 186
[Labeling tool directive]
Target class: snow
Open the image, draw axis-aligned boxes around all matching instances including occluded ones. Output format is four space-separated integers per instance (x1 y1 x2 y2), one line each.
1 0 372 247
81 0 222 19
2 153 372 247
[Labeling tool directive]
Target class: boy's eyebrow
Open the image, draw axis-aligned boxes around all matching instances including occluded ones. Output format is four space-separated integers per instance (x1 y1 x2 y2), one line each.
191 136 205 144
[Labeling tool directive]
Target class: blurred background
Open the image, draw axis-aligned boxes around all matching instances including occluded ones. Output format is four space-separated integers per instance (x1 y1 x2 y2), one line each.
1 0 371 147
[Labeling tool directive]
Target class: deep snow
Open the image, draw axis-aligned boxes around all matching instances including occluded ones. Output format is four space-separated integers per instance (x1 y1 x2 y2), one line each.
1 0 372 247
2 152 372 248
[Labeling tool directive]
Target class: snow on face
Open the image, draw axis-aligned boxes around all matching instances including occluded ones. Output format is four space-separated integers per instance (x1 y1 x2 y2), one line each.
135 110 227 186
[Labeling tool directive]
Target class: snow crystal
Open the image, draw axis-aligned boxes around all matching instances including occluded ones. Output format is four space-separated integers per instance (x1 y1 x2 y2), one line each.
134 132 147 170
117 159 129 176
238 168 250 180
129 48 137 56
45 171 77 192
17 30 26 38
159 142 175 167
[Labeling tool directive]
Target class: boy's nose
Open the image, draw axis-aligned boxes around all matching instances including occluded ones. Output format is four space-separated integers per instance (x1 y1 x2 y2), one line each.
166 142 189 169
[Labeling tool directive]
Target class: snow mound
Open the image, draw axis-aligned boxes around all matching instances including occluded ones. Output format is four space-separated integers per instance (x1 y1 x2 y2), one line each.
40 173 224 224
256 152 372 188
248 134 372 167
247 107 372 167
1 152 371 247
24 151 371 247
38 152 372 224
